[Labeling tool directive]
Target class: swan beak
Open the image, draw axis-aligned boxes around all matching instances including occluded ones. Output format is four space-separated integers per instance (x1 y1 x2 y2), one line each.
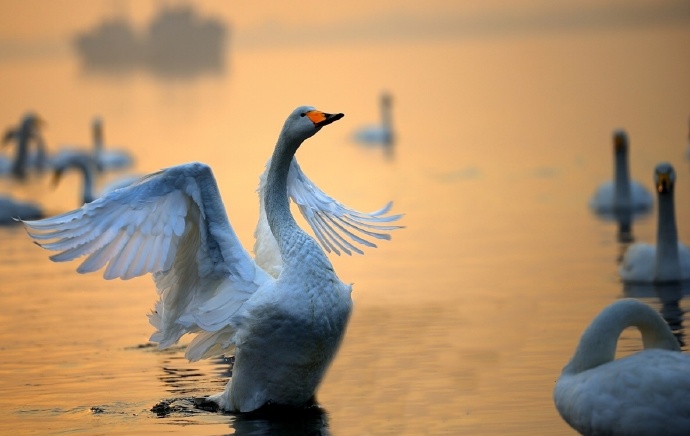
307 110 344 128
656 173 672 193
613 133 626 152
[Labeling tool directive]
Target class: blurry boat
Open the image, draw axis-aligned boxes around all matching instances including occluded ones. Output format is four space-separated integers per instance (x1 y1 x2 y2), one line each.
73 4 228 77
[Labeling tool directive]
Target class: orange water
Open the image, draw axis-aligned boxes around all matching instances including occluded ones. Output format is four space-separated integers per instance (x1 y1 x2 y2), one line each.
0 2 689 434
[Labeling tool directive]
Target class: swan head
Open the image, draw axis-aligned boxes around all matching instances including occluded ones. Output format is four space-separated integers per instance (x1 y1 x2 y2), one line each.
280 106 344 144
612 129 628 155
655 163 675 194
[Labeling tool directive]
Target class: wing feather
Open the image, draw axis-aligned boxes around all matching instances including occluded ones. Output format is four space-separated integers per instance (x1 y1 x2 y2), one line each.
24 162 272 353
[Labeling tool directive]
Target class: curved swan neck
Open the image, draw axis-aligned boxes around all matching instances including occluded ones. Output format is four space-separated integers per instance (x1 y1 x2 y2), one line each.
655 188 680 281
613 148 631 210
563 300 679 375
263 130 304 257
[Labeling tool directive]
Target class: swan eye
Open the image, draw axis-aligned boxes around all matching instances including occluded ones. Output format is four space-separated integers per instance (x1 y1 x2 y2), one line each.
300 112 306 117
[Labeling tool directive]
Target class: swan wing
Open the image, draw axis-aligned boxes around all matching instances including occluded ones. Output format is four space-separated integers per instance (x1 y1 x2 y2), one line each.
286 158 403 255
24 162 272 357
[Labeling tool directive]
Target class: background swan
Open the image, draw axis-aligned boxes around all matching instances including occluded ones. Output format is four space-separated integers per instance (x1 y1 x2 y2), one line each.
23 106 401 413
554 298 690 435
620 163 690 283
53 117 134 173
352 92 394 156
0 195 42 224
51 153 140 205
589 130 653 218
1 112 47 179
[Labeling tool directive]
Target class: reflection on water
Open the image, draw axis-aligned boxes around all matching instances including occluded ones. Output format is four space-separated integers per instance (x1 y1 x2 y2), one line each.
0 2 689 434
230 404 330 436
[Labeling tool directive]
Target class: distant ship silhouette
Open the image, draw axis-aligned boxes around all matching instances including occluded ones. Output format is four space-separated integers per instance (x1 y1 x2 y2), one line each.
73 4 228 77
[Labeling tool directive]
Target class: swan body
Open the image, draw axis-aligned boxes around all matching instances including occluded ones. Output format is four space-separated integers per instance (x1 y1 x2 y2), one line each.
23 106 401 412
352 93 394 153
620 163 690 283
0 195 42 224
1 112 47 179
589 130 652 217
554 299 690 435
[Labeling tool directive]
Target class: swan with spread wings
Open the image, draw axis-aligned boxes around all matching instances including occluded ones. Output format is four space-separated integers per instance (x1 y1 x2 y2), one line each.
23 106 402 412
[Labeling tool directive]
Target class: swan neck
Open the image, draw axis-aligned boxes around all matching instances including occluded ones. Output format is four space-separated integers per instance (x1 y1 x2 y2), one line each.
563 300 679 375
613 149 631 209
655 190 680 281
264 131 302 256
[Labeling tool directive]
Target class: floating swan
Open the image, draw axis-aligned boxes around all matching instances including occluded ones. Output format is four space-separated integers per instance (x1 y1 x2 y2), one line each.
0 195 42 224
1 112 47 179
620 163 690 283
352 93 394 155
54 117 134 173
23 106 402 412
554 299 690 435
589 130 653 218
51 153 140 205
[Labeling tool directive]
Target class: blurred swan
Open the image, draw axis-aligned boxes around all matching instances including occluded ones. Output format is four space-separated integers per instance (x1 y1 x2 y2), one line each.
589 130 652 218
352 93 394 155
54 117 134 173
620 163 690 283
554 299 690 435
1 112 47 179
0 195 42 224
52 153 140 205
23 106 402 413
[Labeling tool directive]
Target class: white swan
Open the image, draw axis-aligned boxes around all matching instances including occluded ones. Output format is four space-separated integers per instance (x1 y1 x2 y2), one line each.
352 93 394 154
1 112 47 179
0 195 42 224
620 163 690 283
554 299 690 435
53 117 134 173
22 106 401 412
589 130 653 218
51 153 140 205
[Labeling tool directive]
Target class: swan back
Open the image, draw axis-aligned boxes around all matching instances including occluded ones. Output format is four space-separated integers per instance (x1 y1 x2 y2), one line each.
555 299 689 435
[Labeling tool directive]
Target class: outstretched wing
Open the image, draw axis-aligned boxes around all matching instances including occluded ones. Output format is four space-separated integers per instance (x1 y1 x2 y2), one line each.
24 162 272 356
287 158 403 255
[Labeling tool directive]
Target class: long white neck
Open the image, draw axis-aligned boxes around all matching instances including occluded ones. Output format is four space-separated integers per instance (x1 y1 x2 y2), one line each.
613 148 631 210
563 299 679 375
263 129 326 272
655 188 680 282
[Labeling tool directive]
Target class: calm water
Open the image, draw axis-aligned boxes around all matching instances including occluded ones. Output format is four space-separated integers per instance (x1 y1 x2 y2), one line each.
1 2 690 434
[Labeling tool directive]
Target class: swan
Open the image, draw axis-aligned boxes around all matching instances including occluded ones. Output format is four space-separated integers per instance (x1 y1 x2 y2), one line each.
620 163 690 283
554 298 690 435
22 106 402 412
1 112 48 179
53 117 134 173
589 130 653 218
352 93 394 154
51 152 140 205
0 195 42 224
